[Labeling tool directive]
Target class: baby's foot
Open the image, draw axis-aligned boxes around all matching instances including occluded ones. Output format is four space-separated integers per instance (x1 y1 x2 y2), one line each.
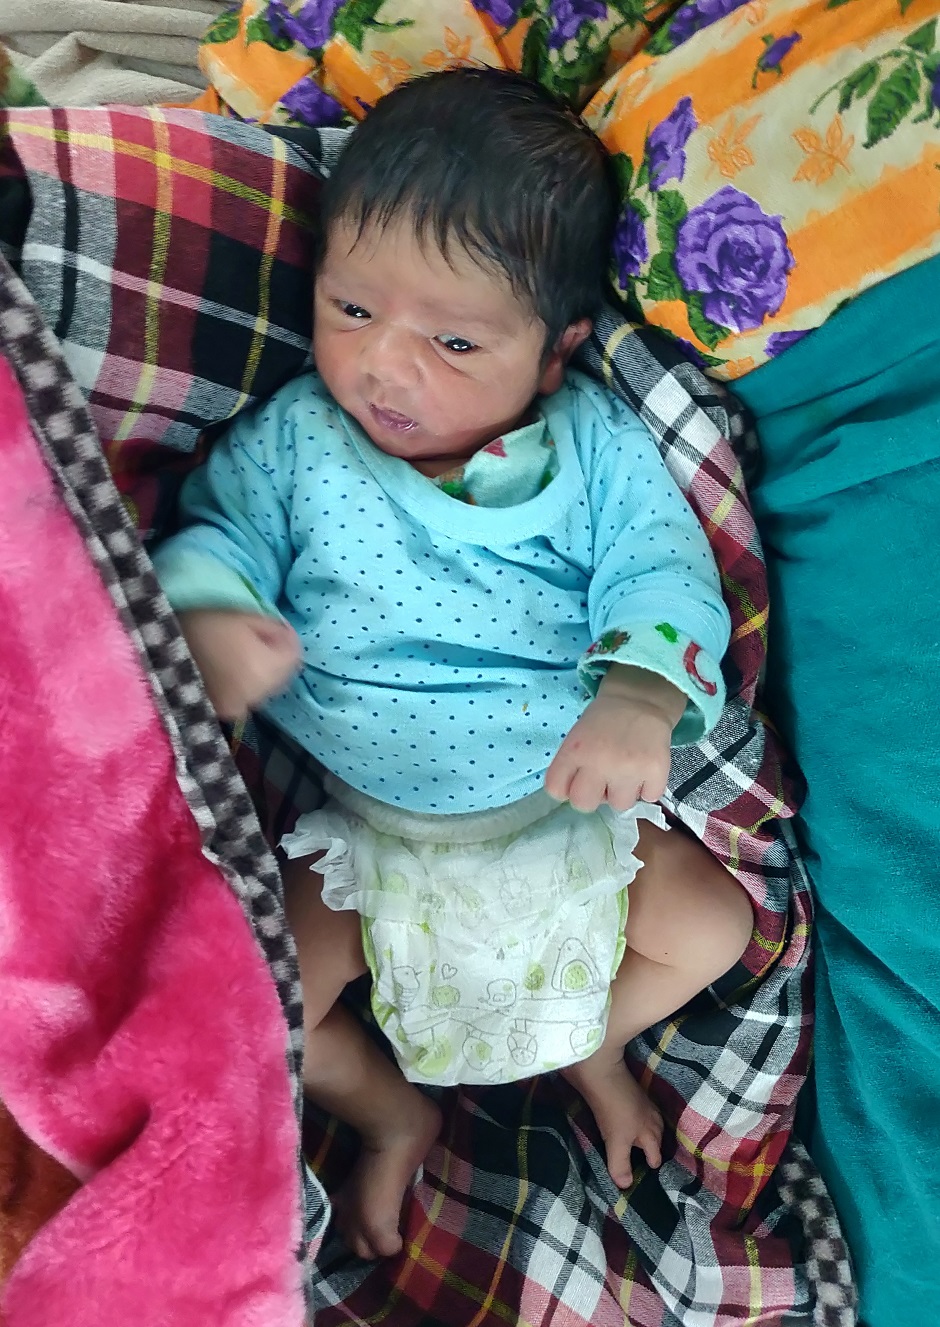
334 1092 441 1260
562 1053 663 1189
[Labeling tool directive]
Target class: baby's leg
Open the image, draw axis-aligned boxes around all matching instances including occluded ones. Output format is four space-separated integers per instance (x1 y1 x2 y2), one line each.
284 856 441 1259
562 820 753 1188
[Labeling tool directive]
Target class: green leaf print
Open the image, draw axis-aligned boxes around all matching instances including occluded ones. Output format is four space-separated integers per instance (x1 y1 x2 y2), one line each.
645 22 676 58
517 14 613 108
611 152 635 198
914 55 940 121
687 294 731 351
905 20 937 55
646 251 683 303
655 622 680 644
608 0 653 22
520 18 551 84
630 193 651 222
826 0 856 8
837 60 879 113
333 0 413 54
865 58 922 147
245 15 293 50
655 188 688 254
550 21 611 97
598 87 619 121
203 7 240 44
900 0 917 14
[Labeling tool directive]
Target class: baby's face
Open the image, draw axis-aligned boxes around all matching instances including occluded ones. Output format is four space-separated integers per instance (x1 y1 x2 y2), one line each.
313 218 561 475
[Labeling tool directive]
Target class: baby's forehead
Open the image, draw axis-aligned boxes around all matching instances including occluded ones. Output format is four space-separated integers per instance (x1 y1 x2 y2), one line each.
321 214 542 331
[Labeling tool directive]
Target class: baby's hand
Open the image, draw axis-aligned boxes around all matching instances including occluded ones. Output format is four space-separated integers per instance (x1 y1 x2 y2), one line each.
177 609 302 722
544 666 684 813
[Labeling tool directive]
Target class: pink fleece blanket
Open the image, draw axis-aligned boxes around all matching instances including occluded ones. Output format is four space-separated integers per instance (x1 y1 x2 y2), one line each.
0 342 305 1322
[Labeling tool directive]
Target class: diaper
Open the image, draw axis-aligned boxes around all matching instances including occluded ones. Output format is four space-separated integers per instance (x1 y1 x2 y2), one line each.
281 783 665 1088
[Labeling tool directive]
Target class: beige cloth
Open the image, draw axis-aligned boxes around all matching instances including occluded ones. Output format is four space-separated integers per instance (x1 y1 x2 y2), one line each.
0 0 226 106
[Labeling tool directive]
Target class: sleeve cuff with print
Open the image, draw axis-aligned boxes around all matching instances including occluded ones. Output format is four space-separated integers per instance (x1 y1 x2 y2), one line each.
577 622 726 745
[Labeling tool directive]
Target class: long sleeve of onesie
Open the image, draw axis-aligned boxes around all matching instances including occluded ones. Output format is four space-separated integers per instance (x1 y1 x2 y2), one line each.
152 383 302 619
554 376 731 743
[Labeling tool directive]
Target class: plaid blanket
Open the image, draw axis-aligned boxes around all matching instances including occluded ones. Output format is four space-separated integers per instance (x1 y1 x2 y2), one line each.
0 105 856 1326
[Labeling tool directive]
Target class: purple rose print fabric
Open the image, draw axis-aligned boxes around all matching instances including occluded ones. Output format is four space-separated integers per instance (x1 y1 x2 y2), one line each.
195 0 940 387
669 0 751 48
613 205 649 283
758 32 802 73
471 0 523 24
281 76 344 126
547 0 608 49
766 329 810 357
268 0 344 50
674 186 795 333
647 97 697 191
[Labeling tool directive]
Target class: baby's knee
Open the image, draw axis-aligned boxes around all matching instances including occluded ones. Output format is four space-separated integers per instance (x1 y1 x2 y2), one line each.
631 821 754 958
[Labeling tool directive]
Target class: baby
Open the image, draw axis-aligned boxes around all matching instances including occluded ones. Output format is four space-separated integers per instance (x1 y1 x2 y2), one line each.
154 68 753 1261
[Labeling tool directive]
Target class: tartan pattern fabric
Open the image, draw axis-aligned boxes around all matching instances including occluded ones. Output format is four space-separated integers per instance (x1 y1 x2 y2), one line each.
0 107 856 1323
0 106 329 544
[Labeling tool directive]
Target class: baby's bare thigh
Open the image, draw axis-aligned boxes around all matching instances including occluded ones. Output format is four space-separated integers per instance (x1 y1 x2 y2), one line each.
283 854 368 1026
627 820 753 960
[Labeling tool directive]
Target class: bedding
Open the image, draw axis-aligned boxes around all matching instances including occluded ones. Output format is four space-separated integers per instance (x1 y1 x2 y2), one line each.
0 0 226 108
0 104 856 1326
193 0 940 382
739 254 940 1327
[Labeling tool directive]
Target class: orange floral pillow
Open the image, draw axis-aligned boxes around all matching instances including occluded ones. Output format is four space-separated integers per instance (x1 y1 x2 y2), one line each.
193 0 940 379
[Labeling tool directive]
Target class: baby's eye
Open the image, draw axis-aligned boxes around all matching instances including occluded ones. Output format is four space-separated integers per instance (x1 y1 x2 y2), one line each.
338 301 370 320
438 335 477 354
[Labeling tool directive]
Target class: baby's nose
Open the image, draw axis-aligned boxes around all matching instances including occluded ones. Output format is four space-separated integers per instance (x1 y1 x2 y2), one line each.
364 327 421 390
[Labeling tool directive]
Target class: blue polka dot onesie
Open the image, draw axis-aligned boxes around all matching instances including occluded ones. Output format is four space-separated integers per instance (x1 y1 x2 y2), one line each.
153 369 730 814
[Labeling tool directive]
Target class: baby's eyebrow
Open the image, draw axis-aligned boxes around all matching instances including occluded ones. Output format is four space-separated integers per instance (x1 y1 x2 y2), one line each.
317 265 519 336
426 306 513 335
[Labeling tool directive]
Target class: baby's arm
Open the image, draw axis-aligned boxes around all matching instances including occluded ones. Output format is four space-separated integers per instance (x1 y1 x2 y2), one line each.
152 389 304 720
547 382 732 812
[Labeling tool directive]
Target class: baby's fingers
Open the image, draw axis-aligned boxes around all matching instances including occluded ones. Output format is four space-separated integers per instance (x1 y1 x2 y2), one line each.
544 751 575 803
638 753 672 805
567 767 607 814
605 778 642 813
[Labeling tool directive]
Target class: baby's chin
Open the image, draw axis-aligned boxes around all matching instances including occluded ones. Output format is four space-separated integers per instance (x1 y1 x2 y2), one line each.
353 412 479 473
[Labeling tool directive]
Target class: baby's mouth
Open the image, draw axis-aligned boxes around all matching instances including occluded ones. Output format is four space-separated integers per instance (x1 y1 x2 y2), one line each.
370 404 418 433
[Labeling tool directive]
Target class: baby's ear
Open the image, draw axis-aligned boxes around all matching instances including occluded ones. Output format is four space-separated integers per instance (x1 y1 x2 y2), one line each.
537 318 592 396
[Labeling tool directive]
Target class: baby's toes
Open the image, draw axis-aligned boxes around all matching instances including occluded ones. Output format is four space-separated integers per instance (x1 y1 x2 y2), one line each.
605 1146 634 1190
637 1113 664 1170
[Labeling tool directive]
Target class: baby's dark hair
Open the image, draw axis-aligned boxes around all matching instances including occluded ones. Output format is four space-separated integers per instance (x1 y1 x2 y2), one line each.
317 67 617 348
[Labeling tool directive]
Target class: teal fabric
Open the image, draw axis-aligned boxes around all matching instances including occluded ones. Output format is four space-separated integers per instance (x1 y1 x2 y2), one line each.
737 257 940 1327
